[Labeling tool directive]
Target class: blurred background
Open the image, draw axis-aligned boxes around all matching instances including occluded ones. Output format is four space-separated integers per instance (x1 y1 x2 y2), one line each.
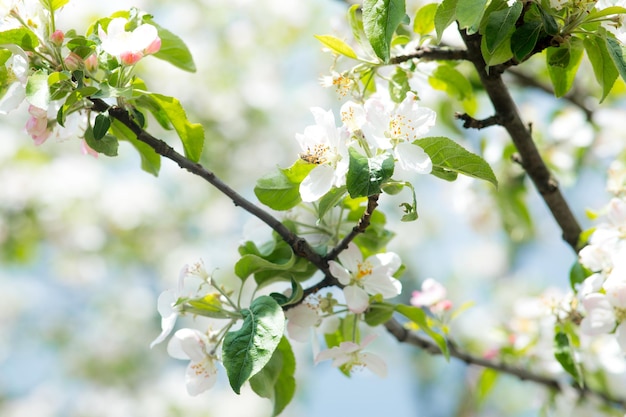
1 0 626 416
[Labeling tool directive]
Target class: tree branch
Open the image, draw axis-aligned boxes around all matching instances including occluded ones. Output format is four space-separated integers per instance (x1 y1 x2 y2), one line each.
384 318 626 409
459 29 583 251
455 113 502 129
389 45 469 65
90 99 331 273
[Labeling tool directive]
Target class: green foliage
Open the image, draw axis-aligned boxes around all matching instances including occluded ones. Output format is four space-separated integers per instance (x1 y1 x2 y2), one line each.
476 368 499 403
554 328 582 386
395 304 449 359
0 28 39 51
254 160 314 211
415 136 498 187
25 70 50 109
314 35 358 59
434 0 458 41
346 147 395 198
364 301 395 326
84 123 119 157
110 119 161 175
546 38 584 97
413 3 438 36
223 296 285 394
249 337 296 416
584 34 618 102
143 16 197 72
482 2 522 57
362 0 407 63
149 93 204 162
456 0 487 33
428 64 476 113
389 67 411 103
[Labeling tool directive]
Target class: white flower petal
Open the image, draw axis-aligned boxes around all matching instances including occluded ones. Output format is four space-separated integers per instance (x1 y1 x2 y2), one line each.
344 285 370 313
337 242 362 274
328 260 352 285
580 294 616 335
185 358 218 395
168 328 207 362
300 164 335 202
363 273 402 299
395 142 432 174
360 352 387 377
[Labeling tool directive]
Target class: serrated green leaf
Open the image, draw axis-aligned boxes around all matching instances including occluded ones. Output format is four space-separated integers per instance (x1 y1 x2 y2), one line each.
435 0 458 41
546 38 584 97
456 0 487 32
249 337 296 416
413 3 438 36
396 304 449 359
584 35 618 102
554 331 582 386
346 147 395 198
143 17 196 72
483 2 523 54
93 114 111 140
481 31 514 66
25 71 50 110
511 20 542 61
0 28 39 51
111 119 161 175
606 35 626 84
415 136 498 187
149 93 204 162
363 0 407 63
223 296 285 394
314 35 358 59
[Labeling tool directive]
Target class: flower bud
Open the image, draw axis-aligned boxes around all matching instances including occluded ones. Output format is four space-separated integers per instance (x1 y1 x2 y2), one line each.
64 52 83 71
144 36 162 55
120 51 143 66
84 53 98 73
50 30 65 46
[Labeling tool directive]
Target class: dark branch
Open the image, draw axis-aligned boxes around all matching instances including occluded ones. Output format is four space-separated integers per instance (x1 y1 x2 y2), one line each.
455 113 502 129
89 98 330 274
384 318 626 409
326 194 379 261
459 29 583 251
389 46 469 65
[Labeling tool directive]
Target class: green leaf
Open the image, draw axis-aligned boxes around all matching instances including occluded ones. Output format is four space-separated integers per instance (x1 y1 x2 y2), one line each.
0 28 39 51
415 136 498 187
395 304 449 359
586 6 626 22
511 20 542 61
143 17 196 72
428 64 473 101
537 4 558 36
554 331 582 386
434 0 458 41
254 160 314 211
249 337 296 416
456 0 487 32
362 0 407 63
584 35 618 102
480 31 514 66
347 4 366 47
25 71 50 110
606 35 626 84
84 124 119 157
234 241 296 282
546 38 584 97
476 368 498 403
41 0 69 10
314 35 358 59
110 119 161 176
317 186 347 219
93 114 111 140
346 148 395 198
569 261 591 291
270 278 303 307
149 93 204 162
483 2 523 54
389 67 411 103
413 3 438 36
223 296 285 394
364 302 395 326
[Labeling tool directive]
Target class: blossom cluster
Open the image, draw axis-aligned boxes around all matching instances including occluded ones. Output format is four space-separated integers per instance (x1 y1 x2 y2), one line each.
577 162 626 349
295 91 435 202
0 4 161 153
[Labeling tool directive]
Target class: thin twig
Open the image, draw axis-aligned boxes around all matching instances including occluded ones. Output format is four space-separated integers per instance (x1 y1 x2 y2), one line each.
455 113 502 129
389 46 469 65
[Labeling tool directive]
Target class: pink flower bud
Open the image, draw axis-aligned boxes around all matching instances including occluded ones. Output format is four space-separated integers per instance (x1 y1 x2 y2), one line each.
25 105 50 145
119 50 144 66
64 52 83 71
144 36 161 55
84 54 98 73
50 30 65 46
